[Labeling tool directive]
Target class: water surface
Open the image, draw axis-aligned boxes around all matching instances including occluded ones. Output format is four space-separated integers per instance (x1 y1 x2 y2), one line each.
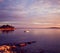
0 29 60 53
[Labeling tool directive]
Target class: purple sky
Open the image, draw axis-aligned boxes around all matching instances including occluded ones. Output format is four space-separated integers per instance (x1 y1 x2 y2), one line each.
0 0 60 27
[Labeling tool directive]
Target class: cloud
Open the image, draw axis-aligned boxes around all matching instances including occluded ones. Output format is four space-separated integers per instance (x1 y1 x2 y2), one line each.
1 0 60 16
0 0 4 2
28 0 60 14
0 0 60 26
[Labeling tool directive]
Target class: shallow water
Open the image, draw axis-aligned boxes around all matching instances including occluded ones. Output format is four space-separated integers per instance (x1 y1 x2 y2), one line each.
0 29 60 53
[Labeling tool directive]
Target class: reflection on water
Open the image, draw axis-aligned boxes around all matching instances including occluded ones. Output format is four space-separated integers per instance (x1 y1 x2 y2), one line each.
0 29 60 53
0 30 14 33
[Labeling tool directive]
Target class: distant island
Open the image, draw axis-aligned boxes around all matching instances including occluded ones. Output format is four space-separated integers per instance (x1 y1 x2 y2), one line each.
48 27 60 29
0 25 15 30
15 27 60 29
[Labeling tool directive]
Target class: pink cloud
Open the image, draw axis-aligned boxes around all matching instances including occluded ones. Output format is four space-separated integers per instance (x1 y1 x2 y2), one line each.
0 0 4 2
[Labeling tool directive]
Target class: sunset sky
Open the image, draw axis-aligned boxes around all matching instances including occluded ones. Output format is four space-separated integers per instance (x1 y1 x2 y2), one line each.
0 0 60 27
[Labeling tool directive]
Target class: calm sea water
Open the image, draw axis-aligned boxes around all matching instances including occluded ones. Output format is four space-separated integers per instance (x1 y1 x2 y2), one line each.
0 29 60 53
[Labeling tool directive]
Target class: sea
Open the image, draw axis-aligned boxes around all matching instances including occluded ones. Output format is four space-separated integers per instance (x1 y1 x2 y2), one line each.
0 29 60 53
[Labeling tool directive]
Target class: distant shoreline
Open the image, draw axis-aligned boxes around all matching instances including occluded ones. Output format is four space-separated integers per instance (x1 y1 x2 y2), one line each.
15 27 60 29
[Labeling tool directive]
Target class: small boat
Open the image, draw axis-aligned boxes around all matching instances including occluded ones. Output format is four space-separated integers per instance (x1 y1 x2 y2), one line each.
24 30 30 33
